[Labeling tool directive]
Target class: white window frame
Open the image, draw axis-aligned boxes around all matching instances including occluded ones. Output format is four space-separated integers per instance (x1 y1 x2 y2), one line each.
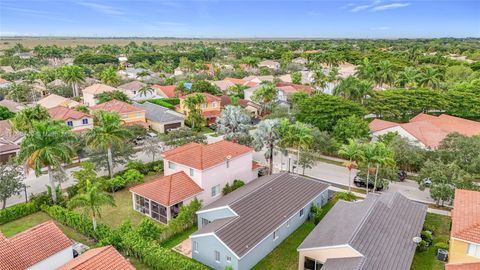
226 256 232 263
168 161 176 170
300 209 304 217
273 229 279 240
468 243 480 258
211 184 220 197
214 250 220 263
189 168 194 176
193 241 199 253
212 101 217 108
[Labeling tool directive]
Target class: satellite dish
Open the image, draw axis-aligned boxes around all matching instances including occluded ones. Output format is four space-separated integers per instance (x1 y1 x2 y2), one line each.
413 237 422 244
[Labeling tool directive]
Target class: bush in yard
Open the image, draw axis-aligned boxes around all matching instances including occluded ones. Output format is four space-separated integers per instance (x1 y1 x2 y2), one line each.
417 240 429 252
434 242 449 251
137 218 165 241
0 202 40 225
105 169 144 192
222 179 245 195
122 169 144 183
423 223 438 235
160 199 202 241
310 205 325 225
421 230 433 245
334 191 356 202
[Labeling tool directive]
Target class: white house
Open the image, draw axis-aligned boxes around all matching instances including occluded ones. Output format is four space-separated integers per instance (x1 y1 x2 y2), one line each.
48 106 93 132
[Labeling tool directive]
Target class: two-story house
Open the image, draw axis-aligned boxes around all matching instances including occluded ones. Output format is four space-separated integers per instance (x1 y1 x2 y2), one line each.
178 93 222 126
90 99 147 128
48 106 93 132
190 173 329 270
446 189 480 270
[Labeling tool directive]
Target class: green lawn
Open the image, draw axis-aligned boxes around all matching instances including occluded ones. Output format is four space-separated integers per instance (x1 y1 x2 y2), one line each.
411 213 451 270
161 225 198 249
252 196 340 270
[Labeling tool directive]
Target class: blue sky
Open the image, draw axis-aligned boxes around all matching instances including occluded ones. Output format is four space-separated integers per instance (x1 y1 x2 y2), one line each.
0 0 479 38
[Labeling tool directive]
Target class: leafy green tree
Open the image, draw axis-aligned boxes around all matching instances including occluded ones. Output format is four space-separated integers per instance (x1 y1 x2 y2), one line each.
0 159 26 208
298 150 318 175
60 65 85 97
0 106 14 120
332 115 370 143
370 142 395 192
386 134 426 172
252 82 278 115
216 105 251 144
279 121 313 174
252 119 281 175
291 71 302 84
419 67 443 89
100 67 120 86
339 139 363 192
184 93 206 129
85 111 132 177
164 127 207 147
95 90 129 104
435 133 480 175
295 93 366 131
281 51 293 68
333 76 372 103
71 162 99 192
10 105 50 133
227 84 247 99
310 128 338 155
356 58 376 81
17 121 75 203
396 67 419 89
68 180 116 231
138 86 154 98
375 60 395 86
191 80 220 95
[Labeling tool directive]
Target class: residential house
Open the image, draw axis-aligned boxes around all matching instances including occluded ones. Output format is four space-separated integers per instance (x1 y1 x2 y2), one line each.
0 99 24 112
242 75 275 84
293 57 308 65
209 80 236 92
258 60 281 70
298 192 426 270
58 245 135 270
220 95 260 118
152 85 177 98
37 94 79 109
48 106 93 132
0 120 22 163
130 171 203 223
82 83 117 106
118 80 147 98
337 62 357 79
223 77 258 88
162 140 258 206
178 93 222 126
133 101 184 133
276 83 313 104
0 221 74 270
90 99 147 128
0 78 11 88
446 189 480 269
118 67 153 80
243 85 265 103
191 173 330 270
369 113 480 149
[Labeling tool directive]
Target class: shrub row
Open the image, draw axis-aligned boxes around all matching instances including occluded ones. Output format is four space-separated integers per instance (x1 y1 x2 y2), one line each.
223 179 245 195
42 205 208 270
0 202 40 225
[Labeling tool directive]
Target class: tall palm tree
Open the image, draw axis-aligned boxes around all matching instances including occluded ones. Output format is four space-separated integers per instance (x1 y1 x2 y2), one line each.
280 122 313 174
375 60 395 87
360 142 377 194
184 94 206 129
371 142 395 192
339 139 363 192
355 58 376 82
85 111 132 177
252 119 281 175
251 82 278 115
68 180 115 231
313 69 328 91
100 67 119 86
10 105 51 133
396 67 419 89
17 121 75 203
419 67 443 89
138 86 154 98
60 65 85 97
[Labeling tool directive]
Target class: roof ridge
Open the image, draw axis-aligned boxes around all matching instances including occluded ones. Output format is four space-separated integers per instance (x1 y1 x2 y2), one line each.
348 195 380 245
167 174 173 205
10 220 56 239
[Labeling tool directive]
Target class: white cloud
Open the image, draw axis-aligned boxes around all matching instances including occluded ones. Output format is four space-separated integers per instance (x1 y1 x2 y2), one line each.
349 5 372 12
78 2 124 16
371 2 410 11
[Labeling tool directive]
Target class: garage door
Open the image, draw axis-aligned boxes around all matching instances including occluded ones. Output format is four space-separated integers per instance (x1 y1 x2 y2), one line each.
164 122 182 132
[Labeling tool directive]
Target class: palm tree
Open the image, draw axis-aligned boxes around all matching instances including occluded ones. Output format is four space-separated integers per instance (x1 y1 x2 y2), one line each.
100 67 119 86
10 105 51 133
396 67 419 89
371 142 395 192
138 86 154 98
375 60 395 87
252 119 281 175
355 58 376 82
339 139 363 192
60 65 85 97
184 94 206 129
17 121 75 203
68 180 115 231
334 76 372 104
360 142 377 194
313 69 328 91
419 67 443 89
280 122 313 174
85 111 132 177
251 82 278 115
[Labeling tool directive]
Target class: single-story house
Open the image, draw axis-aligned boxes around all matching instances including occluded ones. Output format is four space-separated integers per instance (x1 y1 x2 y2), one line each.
223 77 258 88
258 60 281 70
152 84 177 98
446 189 480 269
370 113 480 149
133 101 184 133
191 173 330 270
118 80 147 98
90 99 147 128
0 221 74 270
209 80 236 92
82 83 117 106
58 245 135 270
0 120 23 163
130 171 203 223
48 106 93 132
37 94 79 109
242 75 275 84
0 99 24 112
298 192 426 270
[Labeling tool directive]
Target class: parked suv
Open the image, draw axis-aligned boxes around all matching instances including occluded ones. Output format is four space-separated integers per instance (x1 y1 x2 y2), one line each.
353 175 384 191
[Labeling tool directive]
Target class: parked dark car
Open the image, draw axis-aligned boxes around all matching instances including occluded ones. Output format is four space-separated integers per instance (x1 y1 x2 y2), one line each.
397 170 407 181
353 175 384 191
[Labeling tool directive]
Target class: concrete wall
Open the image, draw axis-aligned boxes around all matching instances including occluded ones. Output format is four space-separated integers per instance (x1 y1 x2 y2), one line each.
83 93 96 106
449 238 480 264
29 247 73 270
298 246 362 269
120 111 146 124
191 235 239 270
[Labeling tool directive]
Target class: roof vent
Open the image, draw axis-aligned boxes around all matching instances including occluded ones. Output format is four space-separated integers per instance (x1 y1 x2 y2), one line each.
226 155 232 160
412 237 422 245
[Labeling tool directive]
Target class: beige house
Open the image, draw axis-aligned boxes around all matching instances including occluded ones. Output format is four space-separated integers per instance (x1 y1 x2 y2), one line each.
82 83 116 106
37 94 79 109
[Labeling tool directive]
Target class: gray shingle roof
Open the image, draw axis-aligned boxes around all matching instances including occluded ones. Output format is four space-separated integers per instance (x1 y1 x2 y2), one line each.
322 257 364 270
194 173 329 258
118 81 146 92
133 102 184 123
299 192 427 270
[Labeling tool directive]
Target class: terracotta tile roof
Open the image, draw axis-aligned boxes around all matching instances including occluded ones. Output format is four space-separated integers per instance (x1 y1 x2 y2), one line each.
91 99 144 114
0 78 10 84
400 121 449 149
202 110 221 118
162 140 252 170
0 120 22 142
130 171 203 206
57 245 135 270
0 99 22 112
224 77 257 87
445 262 480 270
152 85 176 98
276 82 313 93
38 94 79 109
82 83 116 95
369 119 400 132
181 92 221 102
451 189 480 244
0 221 73 270
48 106 91 121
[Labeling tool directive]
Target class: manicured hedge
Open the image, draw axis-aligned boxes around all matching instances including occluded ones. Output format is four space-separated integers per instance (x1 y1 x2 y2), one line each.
0 202 40 225
145 99 176 109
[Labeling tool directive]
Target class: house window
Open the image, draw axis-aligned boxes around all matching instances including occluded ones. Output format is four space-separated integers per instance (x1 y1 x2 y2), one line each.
468 244 480 257
300 209 304 217
202 218 210 227
136 112 141 117
214 251 220 263
226 160 230 168
273 229 279 240
226 256 232 263
287 220 290 227
168 161 176 170
193 241 199 253
122 113 128 119
133 91 137 95
212 101 217 108
67 121 73 127
82 118 88 125
211 184 220 197
201 103 207 109
190 168 194 176
134 195 150 215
